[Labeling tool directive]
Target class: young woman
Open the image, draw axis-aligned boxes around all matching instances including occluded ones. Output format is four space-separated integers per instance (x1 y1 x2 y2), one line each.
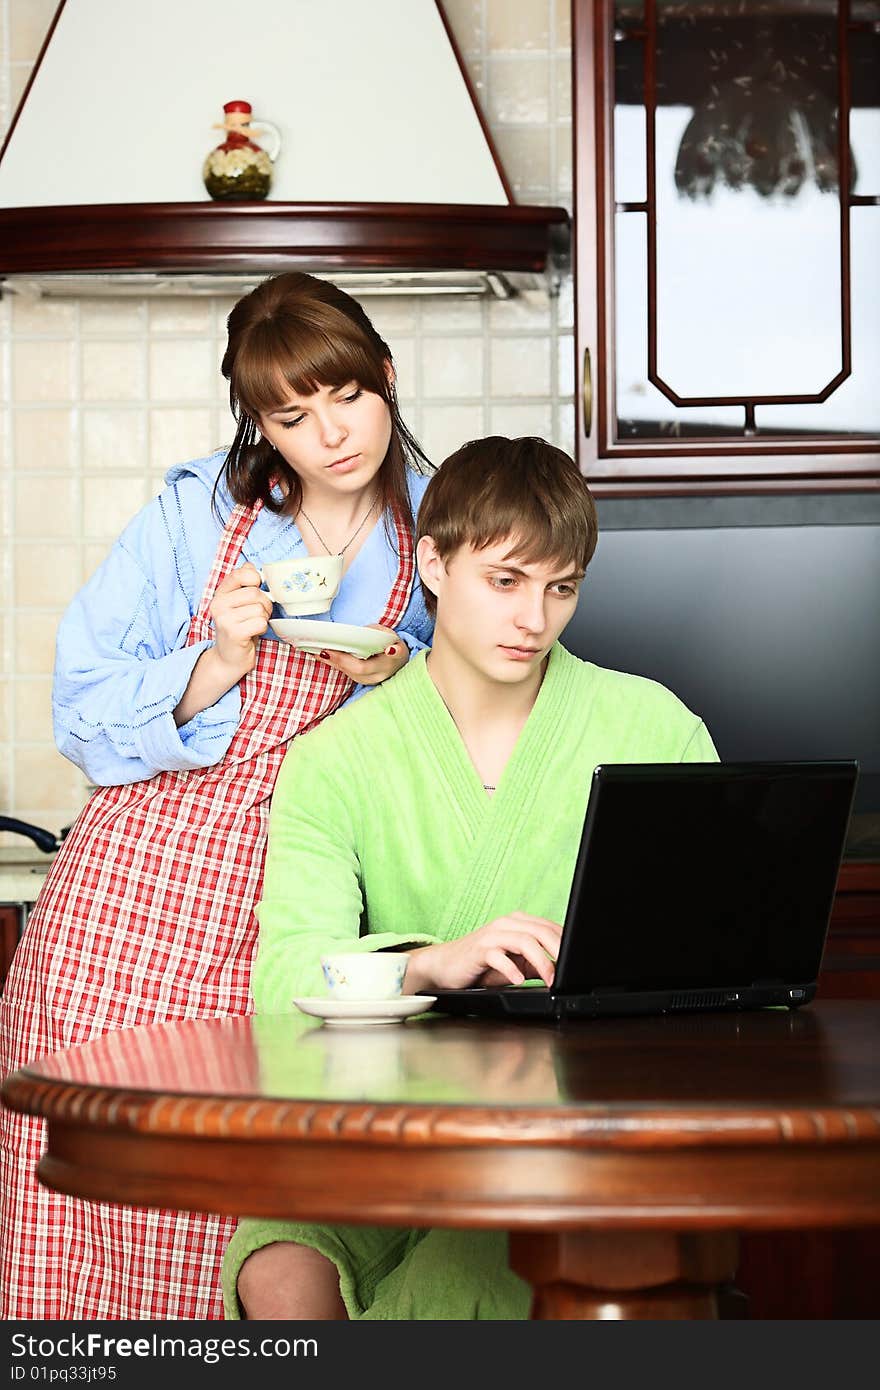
0 272 434 1320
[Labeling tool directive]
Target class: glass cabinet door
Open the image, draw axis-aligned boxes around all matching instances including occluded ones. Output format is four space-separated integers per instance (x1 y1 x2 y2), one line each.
574 0 880 491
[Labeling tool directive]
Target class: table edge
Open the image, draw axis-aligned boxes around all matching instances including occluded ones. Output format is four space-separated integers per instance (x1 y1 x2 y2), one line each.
4 1070 880 1150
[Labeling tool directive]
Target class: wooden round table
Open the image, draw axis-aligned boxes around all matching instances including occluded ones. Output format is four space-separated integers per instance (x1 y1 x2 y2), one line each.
3 1000 880 1319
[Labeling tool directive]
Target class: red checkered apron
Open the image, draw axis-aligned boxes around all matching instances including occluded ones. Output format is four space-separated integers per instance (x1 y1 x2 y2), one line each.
0 498 414 1319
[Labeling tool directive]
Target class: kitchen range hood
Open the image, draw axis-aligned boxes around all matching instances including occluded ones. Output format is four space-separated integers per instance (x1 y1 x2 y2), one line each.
0 0 568 298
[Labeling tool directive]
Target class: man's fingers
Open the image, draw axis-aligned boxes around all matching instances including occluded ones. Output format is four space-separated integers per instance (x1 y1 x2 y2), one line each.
487 919 561 961
508 941 556 987
509 911 563 933
484 948 525 987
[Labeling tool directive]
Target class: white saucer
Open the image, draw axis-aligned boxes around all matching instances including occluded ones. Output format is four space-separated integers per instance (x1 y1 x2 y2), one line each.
271 619 389 658
292 996 437 1027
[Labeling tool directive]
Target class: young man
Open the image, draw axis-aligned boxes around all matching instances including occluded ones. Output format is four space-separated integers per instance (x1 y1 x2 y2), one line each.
222 436 718 1320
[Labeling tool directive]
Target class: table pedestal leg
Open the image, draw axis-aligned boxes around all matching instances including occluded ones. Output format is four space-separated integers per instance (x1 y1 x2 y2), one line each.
509 1231 743 1320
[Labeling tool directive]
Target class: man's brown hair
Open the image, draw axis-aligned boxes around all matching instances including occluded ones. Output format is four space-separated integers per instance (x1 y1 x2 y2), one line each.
416 436 599 616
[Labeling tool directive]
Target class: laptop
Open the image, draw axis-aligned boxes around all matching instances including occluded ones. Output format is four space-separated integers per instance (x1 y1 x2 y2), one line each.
429 761 858 1021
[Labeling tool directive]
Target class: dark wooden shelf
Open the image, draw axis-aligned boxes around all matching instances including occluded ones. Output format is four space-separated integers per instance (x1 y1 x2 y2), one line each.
0 201 569 276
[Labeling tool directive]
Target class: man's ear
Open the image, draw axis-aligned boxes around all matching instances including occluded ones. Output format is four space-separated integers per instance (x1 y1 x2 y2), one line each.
416 535 445 605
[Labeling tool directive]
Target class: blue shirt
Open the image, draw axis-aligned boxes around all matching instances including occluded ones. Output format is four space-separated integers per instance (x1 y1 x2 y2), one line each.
53 450 434 785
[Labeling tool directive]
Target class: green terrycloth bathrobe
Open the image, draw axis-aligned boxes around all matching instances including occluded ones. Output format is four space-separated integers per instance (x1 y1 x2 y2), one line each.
222 644 718 1319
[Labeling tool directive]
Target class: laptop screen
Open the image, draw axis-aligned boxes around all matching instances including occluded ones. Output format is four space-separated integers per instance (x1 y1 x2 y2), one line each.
555 762 858 994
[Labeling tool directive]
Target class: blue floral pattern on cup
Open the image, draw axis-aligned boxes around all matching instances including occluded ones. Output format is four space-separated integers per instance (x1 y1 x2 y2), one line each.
281 569 329 596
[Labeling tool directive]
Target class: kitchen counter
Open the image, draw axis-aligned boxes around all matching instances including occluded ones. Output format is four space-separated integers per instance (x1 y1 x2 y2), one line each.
0 846 55 903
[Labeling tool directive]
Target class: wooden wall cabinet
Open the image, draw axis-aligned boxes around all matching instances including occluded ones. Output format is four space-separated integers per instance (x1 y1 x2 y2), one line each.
573 0 880 496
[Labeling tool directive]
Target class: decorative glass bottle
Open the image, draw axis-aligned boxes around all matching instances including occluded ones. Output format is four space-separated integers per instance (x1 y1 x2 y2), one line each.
202 100 281 201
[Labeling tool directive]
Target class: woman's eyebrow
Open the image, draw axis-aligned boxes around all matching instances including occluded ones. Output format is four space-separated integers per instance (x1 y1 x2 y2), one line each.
267 382 356 416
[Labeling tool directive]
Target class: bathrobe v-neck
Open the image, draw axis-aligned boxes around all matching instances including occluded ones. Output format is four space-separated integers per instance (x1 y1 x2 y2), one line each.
398 644 589 943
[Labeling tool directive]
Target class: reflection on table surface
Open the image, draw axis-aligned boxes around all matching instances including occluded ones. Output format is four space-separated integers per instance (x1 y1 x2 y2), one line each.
20 1002 880 1111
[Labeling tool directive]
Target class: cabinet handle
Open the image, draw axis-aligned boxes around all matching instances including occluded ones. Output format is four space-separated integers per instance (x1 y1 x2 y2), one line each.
582 347 593 438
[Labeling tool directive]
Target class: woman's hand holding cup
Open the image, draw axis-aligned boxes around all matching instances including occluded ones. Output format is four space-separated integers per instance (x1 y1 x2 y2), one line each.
174 564 272 727
209 563 273 679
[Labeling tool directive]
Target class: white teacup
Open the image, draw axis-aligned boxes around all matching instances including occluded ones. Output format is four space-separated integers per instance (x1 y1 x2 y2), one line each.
321 952 407 1001
261 554 343 616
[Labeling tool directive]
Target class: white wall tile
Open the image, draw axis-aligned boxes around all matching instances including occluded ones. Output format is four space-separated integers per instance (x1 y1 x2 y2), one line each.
149 338 215 400
493 126 553 198
14 542 80 609
557 334 575 398
213 298 239 333
491 337 552 397
82 341 146 402
13 340 74 402
487 57 551 124
13 409 76 469
11 295 77 335
211 408 236 453
149 408 214 471
557 276 574 330
149 300 214 334
0 685 10 748
367 299 419 337
8 64 30 117
9 0 57 63
80 299 148 334
557 402 576 456
555 55 572 120
83 542 111 583
422 338 484 398
487 0 551 52
15 476 78 539
389 339 416 401
14 677 53 742
555 121 573 191
13 612 63 676
552 0 572 49
420 298 484 333
489 292 552 332
420 404 485 466
439 0 483 55
82 476 149 540
13 744 85 815
489 402 554 439
82 409 147 470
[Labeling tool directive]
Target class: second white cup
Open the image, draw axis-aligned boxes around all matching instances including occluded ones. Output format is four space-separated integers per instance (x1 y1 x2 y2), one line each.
321 953 407 1001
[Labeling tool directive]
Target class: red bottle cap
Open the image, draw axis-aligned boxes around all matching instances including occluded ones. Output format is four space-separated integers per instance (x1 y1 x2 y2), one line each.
223 100 252 114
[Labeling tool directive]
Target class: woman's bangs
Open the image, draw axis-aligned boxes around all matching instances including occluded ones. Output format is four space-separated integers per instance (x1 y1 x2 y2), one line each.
233 319 385 416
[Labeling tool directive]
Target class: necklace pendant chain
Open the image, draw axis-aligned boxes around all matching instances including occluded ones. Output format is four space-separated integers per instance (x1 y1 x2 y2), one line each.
298 492 379 557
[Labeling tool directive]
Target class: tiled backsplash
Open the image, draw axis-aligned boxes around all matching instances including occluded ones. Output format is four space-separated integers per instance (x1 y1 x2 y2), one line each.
0 0 575 838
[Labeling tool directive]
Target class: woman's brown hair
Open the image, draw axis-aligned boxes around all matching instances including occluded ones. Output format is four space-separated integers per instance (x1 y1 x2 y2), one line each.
218 272 431 539
416 436 599 616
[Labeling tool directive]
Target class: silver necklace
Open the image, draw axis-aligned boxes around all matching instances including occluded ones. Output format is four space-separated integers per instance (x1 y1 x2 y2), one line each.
298 493 378 557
